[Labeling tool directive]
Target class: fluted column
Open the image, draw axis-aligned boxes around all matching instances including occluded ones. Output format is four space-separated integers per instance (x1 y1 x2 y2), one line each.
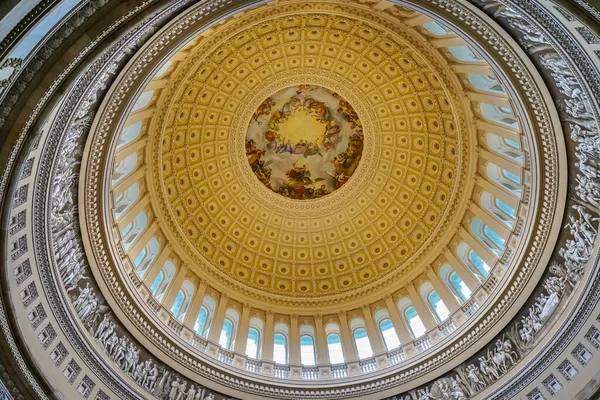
127 220 159 259
183 280 208 329
459 226 498 268
289 315 300 364
116 195 150 229
112 166 146 198
477 175 520 204
443 249 480 290
384 296 412 344
337 312 356 362
162 265 189 310
480 148 522 176
208 294 228 344
114 138 146 164
470 203 511 239
125 107 154 125
263 311 275 362
477 119 520 139
425 267 460 313
406 284 436 330
314 315 329 364
361 306 386 354
234 304 251 354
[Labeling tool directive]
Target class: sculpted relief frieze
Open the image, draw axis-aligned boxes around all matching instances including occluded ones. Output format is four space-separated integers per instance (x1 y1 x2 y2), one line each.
2 0 600 399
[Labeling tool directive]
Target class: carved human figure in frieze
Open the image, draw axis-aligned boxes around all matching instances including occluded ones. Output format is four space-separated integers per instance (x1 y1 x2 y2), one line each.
94 314 110 340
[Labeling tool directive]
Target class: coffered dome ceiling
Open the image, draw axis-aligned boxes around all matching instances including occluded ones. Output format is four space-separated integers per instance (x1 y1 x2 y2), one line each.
2 0 600 400
149 7 473 305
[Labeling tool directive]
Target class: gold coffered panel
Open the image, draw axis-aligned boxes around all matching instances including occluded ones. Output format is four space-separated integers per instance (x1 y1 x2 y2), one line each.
149 3 473 305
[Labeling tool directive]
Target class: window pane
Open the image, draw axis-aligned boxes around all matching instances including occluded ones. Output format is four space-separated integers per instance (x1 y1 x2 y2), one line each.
273 333 287 364
219 319 233 349
171 291 184 317
150 271 163 294
503 170 521 184
246 328 260 359
449 272 471 302
379 319 400 350
484 225 505 249
134 249 146 266
300 335 316 365
194 307 208 336
495 198 516 217
468 250 489 277
327 334 344 364
353 328 373 359
428 291 450 321
405 307 426 338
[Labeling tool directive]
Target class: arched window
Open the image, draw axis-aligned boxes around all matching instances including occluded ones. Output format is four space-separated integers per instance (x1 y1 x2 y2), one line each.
133 237 159 277
422 21 451 36
273 333 288 364
350 318 373 359
219 318 234 349
131 90 154 112
194 306 208 336
325 323 344 364
218 309 239 350
352 328 373 359
196 296 217 337
481 191 516 227
486 163 521 195
112 152 138 184
170 280 194 321
427 290 450 322
116 121 143 149
246 327 261 359
122 211 147 250
480 104 519 129
154 60 172 79
404 306 426 338
468 249 489 280
245 317 263 359
150 260 176 301
379 319 401 350
170 291 185 317
327 333 344 364
300 335 316 365
449 272 472 303
448 46 483 62
471 218 505 255
468 74 503 94
485 132 523 163
440 264 472 304
113 182 140 217
150 271 164 294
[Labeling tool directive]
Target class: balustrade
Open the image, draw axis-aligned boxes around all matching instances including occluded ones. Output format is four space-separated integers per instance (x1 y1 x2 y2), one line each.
439 319 456 336
273 364 290 379
414 336 432 353
387 347 405 365
462 298 480 317
359 358 378 374
331 364 349 379
246 358 262 373
302 366 320 380
218 348 234 365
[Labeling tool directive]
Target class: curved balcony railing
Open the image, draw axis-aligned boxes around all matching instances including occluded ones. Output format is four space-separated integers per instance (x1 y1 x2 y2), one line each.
127 261 506 382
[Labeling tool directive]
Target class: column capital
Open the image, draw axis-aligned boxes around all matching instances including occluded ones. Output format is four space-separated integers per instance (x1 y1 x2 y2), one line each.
290 314 299 321
314 314 323 322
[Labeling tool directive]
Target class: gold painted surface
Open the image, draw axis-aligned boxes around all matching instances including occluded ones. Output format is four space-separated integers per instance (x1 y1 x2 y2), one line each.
246 85 363 199
149 3 471 303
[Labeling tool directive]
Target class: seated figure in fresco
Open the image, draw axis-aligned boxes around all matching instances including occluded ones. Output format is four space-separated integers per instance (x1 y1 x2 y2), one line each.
305 97 332 123
322 123 341 151
245 139 264 171
332 132 363 189
252 97 275 124
304 141 323 158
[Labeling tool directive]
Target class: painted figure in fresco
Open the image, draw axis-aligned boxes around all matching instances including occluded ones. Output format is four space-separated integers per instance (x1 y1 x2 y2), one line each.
332 132 364 189
246 139 264 171
252 97 275 124
246 85 363 198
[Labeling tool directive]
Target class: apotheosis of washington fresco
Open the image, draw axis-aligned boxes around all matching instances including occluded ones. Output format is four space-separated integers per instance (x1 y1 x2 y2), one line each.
246 85 364 200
